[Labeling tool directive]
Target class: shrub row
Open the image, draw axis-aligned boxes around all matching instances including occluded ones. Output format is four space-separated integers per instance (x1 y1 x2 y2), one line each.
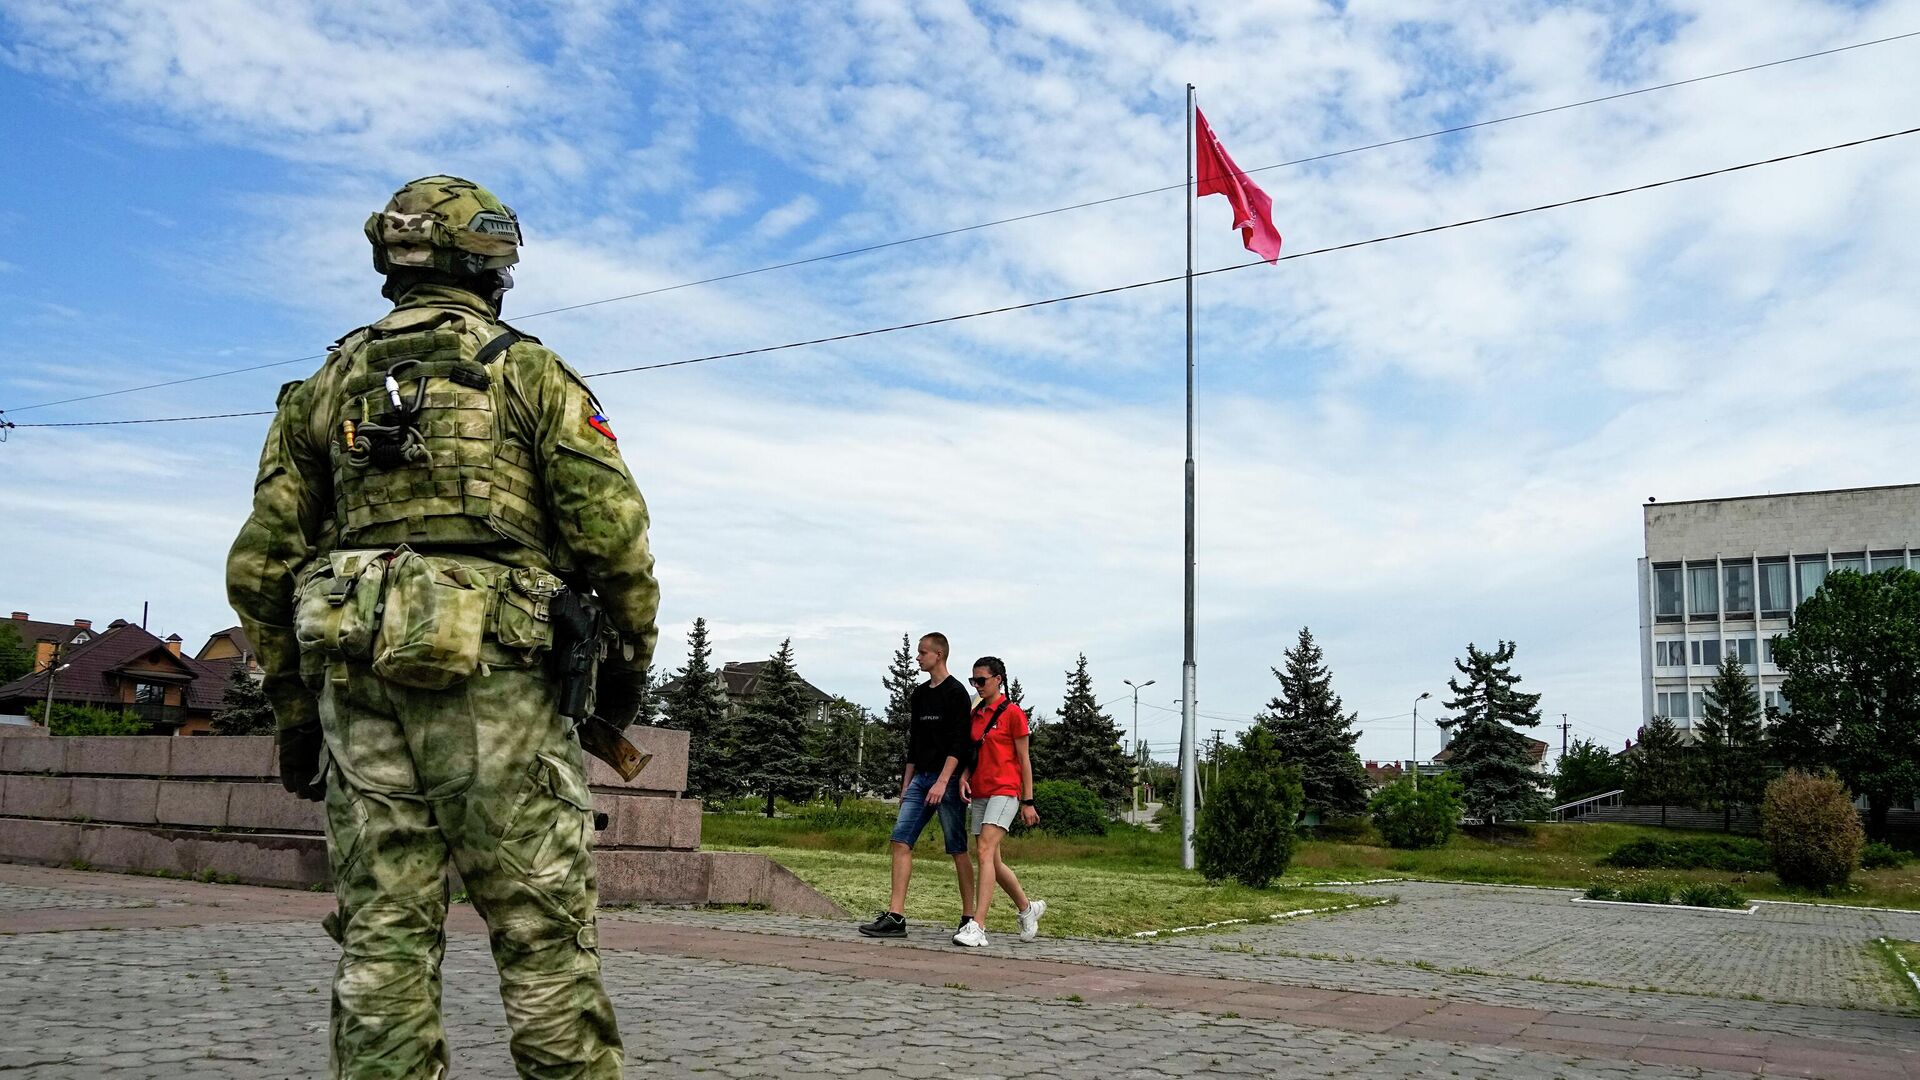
1600 836 1769 872
1583 881 1746 908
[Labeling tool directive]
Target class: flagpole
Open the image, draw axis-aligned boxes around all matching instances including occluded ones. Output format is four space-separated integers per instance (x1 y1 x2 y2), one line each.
1180 82 1199 871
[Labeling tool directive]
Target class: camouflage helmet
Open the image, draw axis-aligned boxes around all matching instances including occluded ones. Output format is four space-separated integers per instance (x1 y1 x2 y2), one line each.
365 175 522 276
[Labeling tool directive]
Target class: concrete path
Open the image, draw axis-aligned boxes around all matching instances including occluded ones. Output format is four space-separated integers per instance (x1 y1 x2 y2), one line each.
1 864 1915 1078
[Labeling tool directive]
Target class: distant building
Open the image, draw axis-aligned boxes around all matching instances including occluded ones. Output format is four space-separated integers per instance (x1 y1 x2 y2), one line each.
658 659 834 724
4 611 100 673
0 621 243 734
1432 735 1551 776
1637 484 1920 732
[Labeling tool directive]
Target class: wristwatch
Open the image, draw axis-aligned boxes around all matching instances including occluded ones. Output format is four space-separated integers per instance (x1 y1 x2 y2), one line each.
1019 798 1035 806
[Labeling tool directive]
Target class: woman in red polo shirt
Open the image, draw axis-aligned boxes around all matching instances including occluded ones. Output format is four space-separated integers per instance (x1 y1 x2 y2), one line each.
953 656 1045 948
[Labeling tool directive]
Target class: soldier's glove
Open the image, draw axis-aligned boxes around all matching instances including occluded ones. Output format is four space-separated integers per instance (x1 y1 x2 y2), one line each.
278 722 327 802
594 665 645 730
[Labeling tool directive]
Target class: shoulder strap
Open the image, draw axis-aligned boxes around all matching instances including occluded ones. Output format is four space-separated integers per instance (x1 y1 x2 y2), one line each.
980 698 1013 740
473 329 521 367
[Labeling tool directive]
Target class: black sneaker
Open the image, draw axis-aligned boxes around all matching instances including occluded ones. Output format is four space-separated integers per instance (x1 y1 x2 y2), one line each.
858 911 907 938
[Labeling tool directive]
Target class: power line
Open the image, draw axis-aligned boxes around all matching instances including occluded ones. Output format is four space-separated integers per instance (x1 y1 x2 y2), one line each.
8 29 1913 418
13 122 1919 431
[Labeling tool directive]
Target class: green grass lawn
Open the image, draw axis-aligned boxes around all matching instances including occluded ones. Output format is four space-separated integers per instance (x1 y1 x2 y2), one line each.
1293 821 1920 910
702 804 1920 927
701 808 1370 938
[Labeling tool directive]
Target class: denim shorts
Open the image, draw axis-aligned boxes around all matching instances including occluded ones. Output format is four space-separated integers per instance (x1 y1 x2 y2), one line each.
889 771 969 854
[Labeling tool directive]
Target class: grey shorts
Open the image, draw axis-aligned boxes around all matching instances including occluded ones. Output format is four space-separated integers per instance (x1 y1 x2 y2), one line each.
969 795 1020 835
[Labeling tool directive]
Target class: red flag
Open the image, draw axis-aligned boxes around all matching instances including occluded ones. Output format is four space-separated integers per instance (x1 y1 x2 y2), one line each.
1195 108 1282 263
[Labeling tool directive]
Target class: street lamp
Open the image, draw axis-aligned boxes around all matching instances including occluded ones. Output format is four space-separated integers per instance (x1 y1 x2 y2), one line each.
41 661 71 729
1411 692 1431 790
1123 678 1155 817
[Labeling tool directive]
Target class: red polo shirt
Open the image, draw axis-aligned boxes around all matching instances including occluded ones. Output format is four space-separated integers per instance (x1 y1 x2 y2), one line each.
969 695 1030 798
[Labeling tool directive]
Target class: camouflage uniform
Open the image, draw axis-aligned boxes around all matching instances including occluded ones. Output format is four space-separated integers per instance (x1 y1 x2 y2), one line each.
227 177 656 1080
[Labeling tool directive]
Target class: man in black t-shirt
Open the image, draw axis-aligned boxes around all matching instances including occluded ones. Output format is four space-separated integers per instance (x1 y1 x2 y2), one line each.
858 632 976 938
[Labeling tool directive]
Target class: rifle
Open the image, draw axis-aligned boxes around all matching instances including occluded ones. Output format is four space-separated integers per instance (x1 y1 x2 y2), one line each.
550 590 652 782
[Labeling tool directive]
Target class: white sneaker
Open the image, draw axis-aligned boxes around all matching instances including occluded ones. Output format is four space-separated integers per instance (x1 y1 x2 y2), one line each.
952 920 989 947
1017 899 1046 942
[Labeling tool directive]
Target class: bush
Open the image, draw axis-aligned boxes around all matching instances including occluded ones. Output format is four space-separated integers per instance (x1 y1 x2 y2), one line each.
1195 728 1303 888
1675 882 1747 909
1861 841 1908 870
30 703 150 737
1763 771 1865 892
1616 881 1674 905
1600 836 1770 872
1369 776 1463 850
790 799 897 833
1583 884 1618 900
1029 779 1108 837
1307 815 1377 843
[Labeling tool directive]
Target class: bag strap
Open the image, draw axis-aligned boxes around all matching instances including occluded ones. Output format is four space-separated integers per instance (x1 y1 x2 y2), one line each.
975 698 1013 746
473 329 521 367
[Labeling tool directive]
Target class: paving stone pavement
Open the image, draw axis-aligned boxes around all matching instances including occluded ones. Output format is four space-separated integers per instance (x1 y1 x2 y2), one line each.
0 920 1744 1079
4 866 1918 1078
616 880 1920 1048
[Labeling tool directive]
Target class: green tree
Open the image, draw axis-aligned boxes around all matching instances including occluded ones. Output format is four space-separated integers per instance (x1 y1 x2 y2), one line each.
1436 640 1546 823
1370 774 1463 849
632 665 663 729
1254 627 1370 818
1695 654 1767 830
0 622 32 684
1624 714 1692 823
1195 726 1304 888
811 697 870 806
1551 736 1625 805
211 665 276 735
881 633 918 735
1770 568 1920 839
660 618 734 800
732 639 817 817
1035 655 1131 809
31 702 148 736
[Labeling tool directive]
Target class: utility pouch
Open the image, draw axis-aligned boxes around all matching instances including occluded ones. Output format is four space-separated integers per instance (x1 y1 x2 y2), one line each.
492 566 566 653
372 548 491 690
293 549 390 660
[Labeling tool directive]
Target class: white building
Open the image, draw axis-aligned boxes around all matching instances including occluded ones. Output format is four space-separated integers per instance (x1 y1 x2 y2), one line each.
1637 484 1920 732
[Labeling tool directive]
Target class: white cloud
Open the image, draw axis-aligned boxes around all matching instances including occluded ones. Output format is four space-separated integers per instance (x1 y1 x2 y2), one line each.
6 0 1920 768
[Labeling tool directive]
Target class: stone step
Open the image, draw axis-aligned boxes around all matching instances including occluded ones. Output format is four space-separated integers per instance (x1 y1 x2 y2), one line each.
2 774 700 850
0 727 690 795
0 819 842 916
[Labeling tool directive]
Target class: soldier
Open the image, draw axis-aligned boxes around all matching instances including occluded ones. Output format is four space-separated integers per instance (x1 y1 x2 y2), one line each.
227 175 657 1080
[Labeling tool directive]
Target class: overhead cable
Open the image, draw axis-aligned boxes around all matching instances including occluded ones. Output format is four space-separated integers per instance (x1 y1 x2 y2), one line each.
8 29 1913 417
14 122 1918 430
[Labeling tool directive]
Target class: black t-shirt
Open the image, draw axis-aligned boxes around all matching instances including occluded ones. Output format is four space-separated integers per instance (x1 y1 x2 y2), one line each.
905 676 973 774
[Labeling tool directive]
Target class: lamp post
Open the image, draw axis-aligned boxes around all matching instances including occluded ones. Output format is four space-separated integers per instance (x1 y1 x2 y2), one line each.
1411 691 1431 790
1123 678 1155 817
42 660 70 729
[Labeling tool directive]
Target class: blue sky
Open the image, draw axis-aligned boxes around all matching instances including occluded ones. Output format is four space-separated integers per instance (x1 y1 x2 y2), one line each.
4 0 1919 765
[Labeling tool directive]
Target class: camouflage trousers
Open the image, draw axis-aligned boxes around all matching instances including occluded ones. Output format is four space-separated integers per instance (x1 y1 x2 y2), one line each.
315 658 623 1079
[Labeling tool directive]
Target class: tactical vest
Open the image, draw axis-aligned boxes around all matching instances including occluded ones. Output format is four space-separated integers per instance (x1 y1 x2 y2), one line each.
328 308 550 558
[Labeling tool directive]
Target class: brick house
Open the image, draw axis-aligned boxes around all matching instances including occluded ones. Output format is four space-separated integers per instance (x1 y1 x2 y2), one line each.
657 659 835 724
0 620 244 735
3 611 101 674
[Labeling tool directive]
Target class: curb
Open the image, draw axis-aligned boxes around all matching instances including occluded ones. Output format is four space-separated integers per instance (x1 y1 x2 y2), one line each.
1571 896 1757 915
1129 898 1391 939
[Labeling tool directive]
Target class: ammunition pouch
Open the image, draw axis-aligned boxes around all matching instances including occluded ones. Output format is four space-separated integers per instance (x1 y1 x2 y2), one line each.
294 549 391 662
372 548 492 690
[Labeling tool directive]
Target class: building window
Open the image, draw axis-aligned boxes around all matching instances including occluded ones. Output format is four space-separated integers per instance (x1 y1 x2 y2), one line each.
1764 636 1779 665
1725 638 1755 666
1657 691 1690 719
1687 564 1718 620
1759 560 1791 617
134 682 165 704
1655 640 1686 667
1764 691 1791 715
1653 565 1683 621
1691 639 1721 667
1795 556 1828 604
1871 551 1906 574
1832 552 1867 576
1722 564 1754 618
1692 692 1707 719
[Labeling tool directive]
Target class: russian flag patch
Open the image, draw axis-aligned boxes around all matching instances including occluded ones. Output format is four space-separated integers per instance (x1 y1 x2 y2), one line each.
587 412 617 441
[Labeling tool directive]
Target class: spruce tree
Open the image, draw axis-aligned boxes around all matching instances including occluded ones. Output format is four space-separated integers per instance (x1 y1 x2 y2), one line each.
882 633 919 734
859 635 915 793
1695 654 1767 830
661 619 733 800
1625 714 1691 825
1039 655 1131 809
810 697 869 807
732 639 817 816
1437 640 1546 823
1255 627 1371 818
211 665 275 736
0 622 32 684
